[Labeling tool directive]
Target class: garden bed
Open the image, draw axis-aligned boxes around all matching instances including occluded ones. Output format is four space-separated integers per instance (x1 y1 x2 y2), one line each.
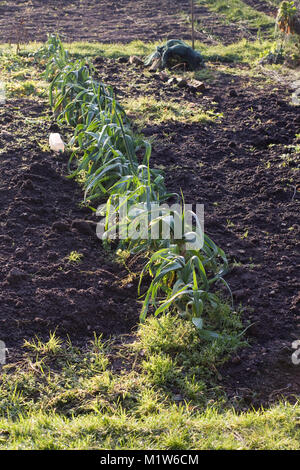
0 99 140 355
0 1 299 411
0 0 264 45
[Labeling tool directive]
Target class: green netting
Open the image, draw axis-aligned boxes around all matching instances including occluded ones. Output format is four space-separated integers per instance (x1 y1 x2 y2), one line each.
144 39 205 70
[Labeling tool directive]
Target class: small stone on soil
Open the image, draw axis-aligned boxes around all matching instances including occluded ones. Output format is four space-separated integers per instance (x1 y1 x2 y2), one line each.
129 55 144 66
7 268 28 284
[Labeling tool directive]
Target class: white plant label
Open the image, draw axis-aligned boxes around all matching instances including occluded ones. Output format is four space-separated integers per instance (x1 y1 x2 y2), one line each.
0 81 5 105
0 341 6 365
292 340 300 365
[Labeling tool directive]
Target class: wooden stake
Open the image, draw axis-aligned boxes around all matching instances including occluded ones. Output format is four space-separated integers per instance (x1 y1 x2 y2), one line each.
191 0 195 50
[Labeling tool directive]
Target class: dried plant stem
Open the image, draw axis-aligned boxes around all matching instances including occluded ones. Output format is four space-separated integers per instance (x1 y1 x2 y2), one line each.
191 0 195 50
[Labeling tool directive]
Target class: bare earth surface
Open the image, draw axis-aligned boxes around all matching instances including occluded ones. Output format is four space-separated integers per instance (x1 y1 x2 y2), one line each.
1 0 271 45
0 100 140 350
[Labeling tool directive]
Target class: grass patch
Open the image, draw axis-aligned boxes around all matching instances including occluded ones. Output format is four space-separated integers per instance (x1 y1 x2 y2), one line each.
0 37 275 65
204 38 276 63
124 95 222 127
0 51 47 99
0 40 156 61
197 0 275 31
0 321 299 450
63 38 275 65
134 311 245 401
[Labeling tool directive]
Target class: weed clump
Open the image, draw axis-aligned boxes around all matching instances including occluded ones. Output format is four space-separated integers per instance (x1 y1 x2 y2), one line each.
134 312 245 402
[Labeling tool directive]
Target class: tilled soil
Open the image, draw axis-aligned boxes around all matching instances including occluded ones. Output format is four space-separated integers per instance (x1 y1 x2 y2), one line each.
243 0 278 17
93 57 300 406
0 99 140 355
0 0 270 45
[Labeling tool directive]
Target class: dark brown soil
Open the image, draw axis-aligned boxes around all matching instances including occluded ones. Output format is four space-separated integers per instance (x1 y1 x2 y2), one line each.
0 0 269 45
0 99 140 355
93 56 300 406
243 0 278 17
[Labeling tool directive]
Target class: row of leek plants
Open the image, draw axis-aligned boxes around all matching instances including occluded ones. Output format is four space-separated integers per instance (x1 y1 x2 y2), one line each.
35 35 232 339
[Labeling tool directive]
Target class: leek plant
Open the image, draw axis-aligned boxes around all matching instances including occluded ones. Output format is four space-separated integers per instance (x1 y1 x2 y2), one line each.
38 35 233 338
